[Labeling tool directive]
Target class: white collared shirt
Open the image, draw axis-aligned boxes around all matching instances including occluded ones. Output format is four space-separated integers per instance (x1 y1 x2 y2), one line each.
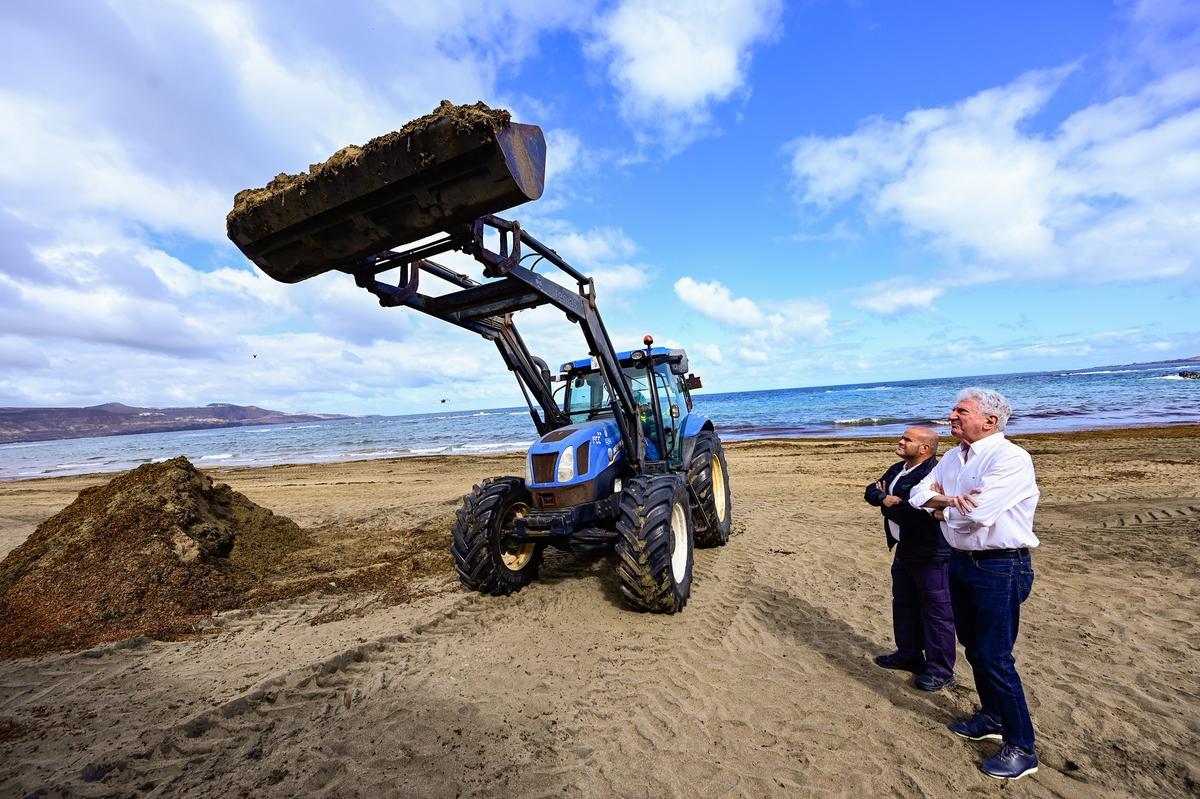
908 433 1040 551
886 462 921 542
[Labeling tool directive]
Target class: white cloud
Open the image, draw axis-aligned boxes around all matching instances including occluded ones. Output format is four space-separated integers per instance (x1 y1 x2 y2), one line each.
545 128 584 186
554 226 639 265
1112 0 1200 85
591 0 782 150
0 2 611 412
853 278 945 315
674 277 831 343
592 264 652 296
790 64 1200 283
695 343 724 365
0 92 230 242
0 271 236 359
674 276 767 329
773 299 832 341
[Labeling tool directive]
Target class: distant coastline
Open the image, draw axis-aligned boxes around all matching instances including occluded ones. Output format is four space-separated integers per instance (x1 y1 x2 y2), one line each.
0 403 348 445
2 356 1197 480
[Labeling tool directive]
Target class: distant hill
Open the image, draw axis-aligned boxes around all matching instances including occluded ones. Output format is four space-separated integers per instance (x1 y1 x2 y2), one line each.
0 403 348 444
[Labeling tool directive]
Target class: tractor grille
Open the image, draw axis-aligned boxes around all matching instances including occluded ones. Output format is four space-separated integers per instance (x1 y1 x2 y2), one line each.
531 453 557 483
577 441 590 474
533 484 592 509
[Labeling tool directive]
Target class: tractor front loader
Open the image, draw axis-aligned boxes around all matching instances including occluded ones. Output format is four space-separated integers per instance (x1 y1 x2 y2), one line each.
228 102 733 612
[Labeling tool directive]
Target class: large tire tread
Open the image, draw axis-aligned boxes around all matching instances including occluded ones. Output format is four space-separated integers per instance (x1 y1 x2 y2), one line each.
450 476 541 596
615 475 692 613
689 431 733 547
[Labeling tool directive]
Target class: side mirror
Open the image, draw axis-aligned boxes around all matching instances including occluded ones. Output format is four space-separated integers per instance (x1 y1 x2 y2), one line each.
683 374 702 391
669 404 680 419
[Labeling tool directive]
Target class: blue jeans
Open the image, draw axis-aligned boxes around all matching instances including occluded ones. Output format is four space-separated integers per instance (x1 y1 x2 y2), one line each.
949 550 1035 752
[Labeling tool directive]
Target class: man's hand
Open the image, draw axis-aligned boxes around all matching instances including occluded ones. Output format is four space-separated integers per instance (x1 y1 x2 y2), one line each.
949 488 981 514
882 495 902 507
932 509 946 521
919 485 982 511
932 481 943 494
875 480 886 493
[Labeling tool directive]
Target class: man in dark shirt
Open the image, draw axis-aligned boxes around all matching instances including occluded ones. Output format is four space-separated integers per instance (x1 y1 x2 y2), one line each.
865 426 955 691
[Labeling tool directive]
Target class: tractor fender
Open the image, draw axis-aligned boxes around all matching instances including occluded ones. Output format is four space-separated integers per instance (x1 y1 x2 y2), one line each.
680 414 715 470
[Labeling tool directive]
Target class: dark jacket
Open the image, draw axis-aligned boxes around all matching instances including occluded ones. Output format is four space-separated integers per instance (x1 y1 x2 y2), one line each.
864 457 948 562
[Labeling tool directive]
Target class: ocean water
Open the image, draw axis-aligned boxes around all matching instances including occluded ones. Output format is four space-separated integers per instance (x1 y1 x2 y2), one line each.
2 360 1197 481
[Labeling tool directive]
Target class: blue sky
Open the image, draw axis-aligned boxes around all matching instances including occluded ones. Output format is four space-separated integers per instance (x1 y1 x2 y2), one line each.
0 0 1197 414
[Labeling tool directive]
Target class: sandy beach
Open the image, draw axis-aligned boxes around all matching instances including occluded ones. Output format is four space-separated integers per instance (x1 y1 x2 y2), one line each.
0 426 1197 797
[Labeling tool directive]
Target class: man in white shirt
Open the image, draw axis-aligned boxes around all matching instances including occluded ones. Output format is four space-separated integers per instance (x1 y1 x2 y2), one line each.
909 388 1040 781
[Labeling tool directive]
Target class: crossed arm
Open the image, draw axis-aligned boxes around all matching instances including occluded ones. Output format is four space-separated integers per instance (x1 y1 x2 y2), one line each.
918 481 981 514
866 477 942 524
910 453 1036 529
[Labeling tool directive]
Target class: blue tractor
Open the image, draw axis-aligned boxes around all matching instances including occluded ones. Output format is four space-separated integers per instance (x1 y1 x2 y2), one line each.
472 340 733 612
227 102 733 612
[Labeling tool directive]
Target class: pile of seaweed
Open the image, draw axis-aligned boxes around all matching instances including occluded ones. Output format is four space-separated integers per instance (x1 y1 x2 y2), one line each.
0 457 311 659
227 100 511 222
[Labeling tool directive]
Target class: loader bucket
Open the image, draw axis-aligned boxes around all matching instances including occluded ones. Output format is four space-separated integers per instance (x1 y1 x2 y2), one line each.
226 104 546 284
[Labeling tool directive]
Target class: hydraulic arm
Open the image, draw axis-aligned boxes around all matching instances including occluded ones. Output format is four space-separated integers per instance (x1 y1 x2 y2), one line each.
345 215 648 471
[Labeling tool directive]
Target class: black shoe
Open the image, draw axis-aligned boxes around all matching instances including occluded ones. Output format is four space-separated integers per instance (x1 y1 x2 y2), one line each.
873 652 925 673
980 744 1039 780
915 672 956 691
949 711 1003 741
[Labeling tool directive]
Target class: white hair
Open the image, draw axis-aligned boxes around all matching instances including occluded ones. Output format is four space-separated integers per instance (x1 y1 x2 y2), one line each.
956 387 1012 431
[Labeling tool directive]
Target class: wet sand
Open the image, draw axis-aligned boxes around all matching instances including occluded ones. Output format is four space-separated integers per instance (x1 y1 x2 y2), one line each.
0 426 1197 797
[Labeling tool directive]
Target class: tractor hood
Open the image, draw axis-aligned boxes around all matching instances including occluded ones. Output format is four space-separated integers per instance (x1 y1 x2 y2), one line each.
526 419 623 487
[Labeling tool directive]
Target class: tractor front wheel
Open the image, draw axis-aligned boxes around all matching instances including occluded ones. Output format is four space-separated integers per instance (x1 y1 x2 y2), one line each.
615 475 693 613
689 430 733 547
451 477 543 595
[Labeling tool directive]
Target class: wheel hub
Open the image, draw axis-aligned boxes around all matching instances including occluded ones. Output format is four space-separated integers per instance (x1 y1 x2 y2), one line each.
669 499 688 581
500 502 534 571
712 455 727 523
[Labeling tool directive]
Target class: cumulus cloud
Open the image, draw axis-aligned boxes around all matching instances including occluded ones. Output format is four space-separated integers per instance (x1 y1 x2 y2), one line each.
590 0 782 150
0 92 230 242
674 277 767 329
553 226 639 265
694 343 724 365
789 63 1200 283
853 278 945 316
736 347 769 363
674 277 830 342
0 2 607 411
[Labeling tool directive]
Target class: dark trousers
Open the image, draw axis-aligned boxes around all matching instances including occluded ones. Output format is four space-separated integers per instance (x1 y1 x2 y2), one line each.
891 554 956 678
950 550 1036 752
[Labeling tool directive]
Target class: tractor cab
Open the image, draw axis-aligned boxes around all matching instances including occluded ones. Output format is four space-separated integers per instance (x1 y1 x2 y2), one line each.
559 347 701 466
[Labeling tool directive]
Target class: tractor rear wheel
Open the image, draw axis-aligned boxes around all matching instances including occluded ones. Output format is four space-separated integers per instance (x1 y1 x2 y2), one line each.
689 430 733 547
451 477 543 595
615 475 693 613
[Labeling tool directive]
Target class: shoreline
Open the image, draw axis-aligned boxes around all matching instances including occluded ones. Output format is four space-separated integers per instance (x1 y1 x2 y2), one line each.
3 421 1198 485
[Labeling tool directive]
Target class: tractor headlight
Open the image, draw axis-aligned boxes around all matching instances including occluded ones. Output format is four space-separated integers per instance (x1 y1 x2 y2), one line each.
613 477 622 495
525 455 533 484
557 446 575 482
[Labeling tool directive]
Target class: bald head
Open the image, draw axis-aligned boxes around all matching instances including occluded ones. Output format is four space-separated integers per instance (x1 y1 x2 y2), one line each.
909 426 939 452
895 426 939 466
